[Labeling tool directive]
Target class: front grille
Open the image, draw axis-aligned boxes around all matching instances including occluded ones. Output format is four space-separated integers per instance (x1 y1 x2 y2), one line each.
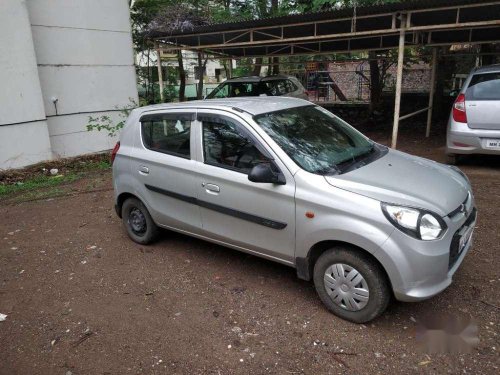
448 192 471 218
449 208 477 270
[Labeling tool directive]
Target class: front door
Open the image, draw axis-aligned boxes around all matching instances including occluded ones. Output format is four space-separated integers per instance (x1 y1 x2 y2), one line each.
193 111 296 264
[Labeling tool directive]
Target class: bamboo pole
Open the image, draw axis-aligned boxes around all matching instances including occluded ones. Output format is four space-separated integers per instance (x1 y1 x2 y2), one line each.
391 14 406 149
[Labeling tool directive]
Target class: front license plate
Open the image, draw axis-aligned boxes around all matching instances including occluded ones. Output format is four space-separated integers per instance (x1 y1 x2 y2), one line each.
485 139 500 149
459 225 474 254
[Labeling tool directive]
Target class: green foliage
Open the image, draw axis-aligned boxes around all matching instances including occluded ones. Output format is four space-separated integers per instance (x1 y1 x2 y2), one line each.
85 98 137 137
310 0 401 11
232 65 251 77
0 174 78 196
0 158 111 199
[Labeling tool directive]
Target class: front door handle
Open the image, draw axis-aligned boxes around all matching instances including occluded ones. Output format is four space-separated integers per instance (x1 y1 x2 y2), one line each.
203 183 220 194
139 166 149 175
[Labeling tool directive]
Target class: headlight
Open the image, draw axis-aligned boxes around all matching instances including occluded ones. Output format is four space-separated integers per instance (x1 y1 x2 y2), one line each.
381 203 447 240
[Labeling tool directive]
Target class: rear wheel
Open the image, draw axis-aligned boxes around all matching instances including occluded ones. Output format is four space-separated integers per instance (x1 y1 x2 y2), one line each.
313 247 390 323
121 198 159 245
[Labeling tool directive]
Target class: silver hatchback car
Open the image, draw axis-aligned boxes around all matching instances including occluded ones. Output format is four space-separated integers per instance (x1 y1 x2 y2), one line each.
113 97 476 323
447 64 500 164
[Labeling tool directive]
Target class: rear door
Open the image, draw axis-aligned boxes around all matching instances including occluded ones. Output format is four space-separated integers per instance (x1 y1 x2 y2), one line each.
131 110 203 233
193 110 296 264
465 72 500 130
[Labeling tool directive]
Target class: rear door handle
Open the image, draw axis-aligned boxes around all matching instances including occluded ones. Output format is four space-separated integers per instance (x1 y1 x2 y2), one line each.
202 183 220 194
139 166 149 175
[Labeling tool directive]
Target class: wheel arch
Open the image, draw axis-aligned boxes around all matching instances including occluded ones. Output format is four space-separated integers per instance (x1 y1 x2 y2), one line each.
115 192 140 218
296 240 392 291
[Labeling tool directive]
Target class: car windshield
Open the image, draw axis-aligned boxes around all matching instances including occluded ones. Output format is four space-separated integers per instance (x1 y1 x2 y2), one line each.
207 82 262 98
206 79 296 99
254 106 375 175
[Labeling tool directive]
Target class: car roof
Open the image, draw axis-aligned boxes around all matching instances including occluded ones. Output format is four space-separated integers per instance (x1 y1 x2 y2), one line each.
223 75 294 83
473 64 500 74
136 97 312 116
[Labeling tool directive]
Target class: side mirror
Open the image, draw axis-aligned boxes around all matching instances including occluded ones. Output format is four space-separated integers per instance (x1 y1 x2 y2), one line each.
248 163 286 185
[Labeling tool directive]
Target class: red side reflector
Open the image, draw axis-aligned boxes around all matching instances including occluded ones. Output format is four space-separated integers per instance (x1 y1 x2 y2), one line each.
453 142 471 148
452 93 467 123
111 141 120 164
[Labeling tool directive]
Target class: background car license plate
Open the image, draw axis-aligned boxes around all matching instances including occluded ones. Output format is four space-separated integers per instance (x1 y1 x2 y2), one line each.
485 139 500 149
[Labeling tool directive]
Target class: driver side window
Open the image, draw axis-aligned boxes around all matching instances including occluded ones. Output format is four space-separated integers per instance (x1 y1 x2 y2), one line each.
200 115 271 174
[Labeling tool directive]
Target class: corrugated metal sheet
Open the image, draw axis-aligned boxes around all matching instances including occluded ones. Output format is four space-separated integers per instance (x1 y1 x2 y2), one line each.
152 0 494 37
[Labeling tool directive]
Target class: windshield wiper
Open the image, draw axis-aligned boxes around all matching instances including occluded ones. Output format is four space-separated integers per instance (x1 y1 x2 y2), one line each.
315 165 341 175
335 144 376 173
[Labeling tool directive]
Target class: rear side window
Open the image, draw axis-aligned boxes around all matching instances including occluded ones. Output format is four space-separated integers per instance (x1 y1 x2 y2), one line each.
140 113 194 158
264 79 297 96
466 73 500 100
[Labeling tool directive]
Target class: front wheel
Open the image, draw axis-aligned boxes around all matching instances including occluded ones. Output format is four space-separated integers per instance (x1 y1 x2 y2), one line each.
313 247 390 323
121 197 160 245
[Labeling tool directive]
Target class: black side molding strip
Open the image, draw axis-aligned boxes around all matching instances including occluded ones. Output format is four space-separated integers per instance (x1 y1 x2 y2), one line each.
144 184 287 230
145 184 197 205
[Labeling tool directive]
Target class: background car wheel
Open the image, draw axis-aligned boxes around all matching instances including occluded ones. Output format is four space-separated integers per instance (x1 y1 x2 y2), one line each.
121 197 160 245
446 154 461 165
313 247 390 323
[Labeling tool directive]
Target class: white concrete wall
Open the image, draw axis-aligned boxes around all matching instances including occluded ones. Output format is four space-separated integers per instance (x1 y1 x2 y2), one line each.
27 0 138 159
0 0 53 169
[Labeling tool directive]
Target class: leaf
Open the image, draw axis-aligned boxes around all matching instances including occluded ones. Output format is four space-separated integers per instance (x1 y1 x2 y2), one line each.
418 360 432 366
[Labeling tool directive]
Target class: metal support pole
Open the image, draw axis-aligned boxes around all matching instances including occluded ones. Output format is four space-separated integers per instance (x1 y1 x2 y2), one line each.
156 43 165 102
391 14 406 149
426 48 438 137
228 59 233 78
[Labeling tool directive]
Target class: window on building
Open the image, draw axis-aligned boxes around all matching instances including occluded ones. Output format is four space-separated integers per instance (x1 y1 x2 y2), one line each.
194 66 207 80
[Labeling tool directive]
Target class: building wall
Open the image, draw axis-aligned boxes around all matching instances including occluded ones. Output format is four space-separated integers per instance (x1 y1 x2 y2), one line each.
0 0 52 169
0 0 138 169
27 0 138 158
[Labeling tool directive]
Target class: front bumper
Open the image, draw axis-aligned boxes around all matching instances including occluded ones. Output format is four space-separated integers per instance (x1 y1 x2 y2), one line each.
375 203 477 302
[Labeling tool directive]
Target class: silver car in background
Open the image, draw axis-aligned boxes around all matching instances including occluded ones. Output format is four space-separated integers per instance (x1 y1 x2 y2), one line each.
112 97 476 323
447 64 500 164
206 75 308 100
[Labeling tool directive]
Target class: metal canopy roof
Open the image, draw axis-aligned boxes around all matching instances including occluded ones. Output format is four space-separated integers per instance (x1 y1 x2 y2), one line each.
150 0 500 58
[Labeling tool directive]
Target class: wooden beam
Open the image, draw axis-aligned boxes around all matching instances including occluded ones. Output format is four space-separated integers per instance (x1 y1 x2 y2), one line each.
155 43 164 102
399 106 431 121
426 48 438 137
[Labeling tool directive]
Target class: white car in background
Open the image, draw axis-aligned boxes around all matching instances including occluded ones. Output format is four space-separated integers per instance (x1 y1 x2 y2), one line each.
206 75 308 100
446 64 500 164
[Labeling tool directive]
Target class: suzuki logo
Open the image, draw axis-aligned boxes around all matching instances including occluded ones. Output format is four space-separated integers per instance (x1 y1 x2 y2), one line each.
460 204 468 216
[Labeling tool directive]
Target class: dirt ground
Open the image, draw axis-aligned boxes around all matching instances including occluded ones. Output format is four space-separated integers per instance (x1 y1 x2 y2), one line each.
1 127 499 375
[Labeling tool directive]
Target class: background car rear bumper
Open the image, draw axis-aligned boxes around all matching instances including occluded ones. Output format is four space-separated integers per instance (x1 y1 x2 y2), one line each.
447 120 500 155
